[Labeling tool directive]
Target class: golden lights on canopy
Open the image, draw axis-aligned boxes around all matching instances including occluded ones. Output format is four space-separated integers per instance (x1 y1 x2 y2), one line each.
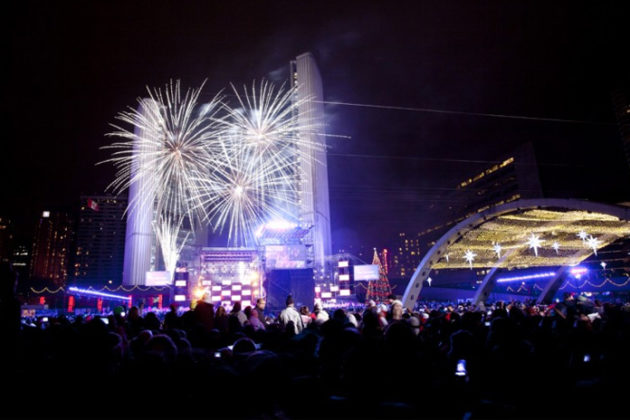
432 209 630 269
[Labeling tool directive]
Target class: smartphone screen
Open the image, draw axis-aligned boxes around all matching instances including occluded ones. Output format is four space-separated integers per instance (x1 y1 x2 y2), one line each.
455 359 467 376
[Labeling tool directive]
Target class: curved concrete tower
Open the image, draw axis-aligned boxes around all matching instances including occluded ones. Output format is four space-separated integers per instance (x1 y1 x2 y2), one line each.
290 52 333 279
122 100 156 286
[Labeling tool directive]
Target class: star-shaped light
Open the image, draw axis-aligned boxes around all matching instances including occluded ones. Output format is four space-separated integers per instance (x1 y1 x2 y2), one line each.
463 249 476 269
586 235 602 256
552 242 560 254
577 230 588 241
527 233 544 256
600 261 607 269
493 243 502 259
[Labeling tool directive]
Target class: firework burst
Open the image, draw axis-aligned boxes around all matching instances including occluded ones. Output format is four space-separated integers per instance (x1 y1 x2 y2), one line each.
217 80 323 188
101 78 322 254
193 80 325 246
153 214 191 276
100 79 223 228
193 143 298 247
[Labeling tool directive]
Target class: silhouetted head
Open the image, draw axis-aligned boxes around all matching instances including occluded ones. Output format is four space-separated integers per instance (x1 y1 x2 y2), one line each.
256 298 266 310
233 337 257 356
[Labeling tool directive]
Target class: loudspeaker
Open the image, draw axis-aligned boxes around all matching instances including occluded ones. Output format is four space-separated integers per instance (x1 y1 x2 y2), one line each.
265 268 314 312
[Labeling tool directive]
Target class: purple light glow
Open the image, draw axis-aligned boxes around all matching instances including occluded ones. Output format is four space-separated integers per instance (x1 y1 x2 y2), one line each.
496 271 556 283
570 267 588 278
67 287 132 301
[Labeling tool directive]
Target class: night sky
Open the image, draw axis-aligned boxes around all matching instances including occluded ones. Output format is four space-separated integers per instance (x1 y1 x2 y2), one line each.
5 1 629 250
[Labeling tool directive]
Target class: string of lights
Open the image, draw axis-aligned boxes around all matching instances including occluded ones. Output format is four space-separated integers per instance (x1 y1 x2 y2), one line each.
558 277 630 289
30 285 171 294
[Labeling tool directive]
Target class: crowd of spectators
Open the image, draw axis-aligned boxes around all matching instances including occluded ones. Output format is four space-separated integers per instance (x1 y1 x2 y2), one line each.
3 274 630 418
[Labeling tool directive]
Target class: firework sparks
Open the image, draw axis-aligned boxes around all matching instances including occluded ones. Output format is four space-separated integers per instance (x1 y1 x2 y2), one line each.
100 79 223 228
222 80 321 152
193 146 298 247
193 80 324 246
100 79 223 273
101 79 320 253
153 214 191 277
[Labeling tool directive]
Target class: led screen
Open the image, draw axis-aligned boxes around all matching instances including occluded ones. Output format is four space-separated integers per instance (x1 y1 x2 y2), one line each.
265 245 306 269
353 264 380 281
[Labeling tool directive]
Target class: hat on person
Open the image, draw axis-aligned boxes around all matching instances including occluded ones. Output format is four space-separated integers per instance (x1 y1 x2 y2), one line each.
391 300 403 308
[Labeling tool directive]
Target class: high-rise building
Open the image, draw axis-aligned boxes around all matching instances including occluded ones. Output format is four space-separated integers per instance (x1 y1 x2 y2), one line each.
612 87 630 172
30 210 73 287
290 52 333 279
392 145 539 279
122 101 155 286
0 216 13 263
392 233 422 279
10 244 30 285
72 195 127 286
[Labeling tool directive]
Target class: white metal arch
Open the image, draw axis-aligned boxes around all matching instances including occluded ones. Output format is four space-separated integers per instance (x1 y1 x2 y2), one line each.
402 199 630 310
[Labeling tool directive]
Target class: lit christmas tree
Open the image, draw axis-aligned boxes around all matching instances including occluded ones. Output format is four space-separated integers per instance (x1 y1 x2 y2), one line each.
366 248 393 303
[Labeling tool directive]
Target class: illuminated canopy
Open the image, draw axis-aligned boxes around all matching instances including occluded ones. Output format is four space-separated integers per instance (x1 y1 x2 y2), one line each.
432 208 630 269
402 199 630 309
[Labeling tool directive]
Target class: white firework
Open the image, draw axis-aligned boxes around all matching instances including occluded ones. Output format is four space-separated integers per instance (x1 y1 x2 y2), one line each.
218 80 324 186
193 146 298 247
101 79 223 228
101 79 322 256
193 80 323 246
100 80 223 273
153 214 191 278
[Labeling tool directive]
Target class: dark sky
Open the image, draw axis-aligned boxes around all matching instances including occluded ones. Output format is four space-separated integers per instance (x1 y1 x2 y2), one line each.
5 0 630 250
